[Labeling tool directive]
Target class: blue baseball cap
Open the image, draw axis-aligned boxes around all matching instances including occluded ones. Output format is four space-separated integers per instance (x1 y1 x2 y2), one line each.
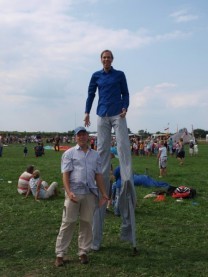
74 126 87 135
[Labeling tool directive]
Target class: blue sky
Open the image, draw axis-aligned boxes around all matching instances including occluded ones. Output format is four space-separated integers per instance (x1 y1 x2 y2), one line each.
0 0 207 134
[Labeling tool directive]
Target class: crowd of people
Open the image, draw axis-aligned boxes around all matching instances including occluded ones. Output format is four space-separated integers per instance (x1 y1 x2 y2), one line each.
130 136 198 160
130 136 175 157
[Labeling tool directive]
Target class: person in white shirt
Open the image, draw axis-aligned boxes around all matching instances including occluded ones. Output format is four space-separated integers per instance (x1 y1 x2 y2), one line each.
55 126 108 267
194 143 198 155
157 141 167 178
25 170 58 200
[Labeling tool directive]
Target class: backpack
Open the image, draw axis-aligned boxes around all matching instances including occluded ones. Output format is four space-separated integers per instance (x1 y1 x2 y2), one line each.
172 186 196 199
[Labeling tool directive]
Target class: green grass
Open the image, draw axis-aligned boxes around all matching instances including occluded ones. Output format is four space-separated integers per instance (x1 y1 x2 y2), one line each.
0 143 208 277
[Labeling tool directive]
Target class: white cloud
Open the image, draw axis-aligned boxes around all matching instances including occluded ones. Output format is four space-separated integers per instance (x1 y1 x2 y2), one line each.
131 84 208 111
0 0 207 132
128 86 208 133
167 90 208 108
170 10 198 23
155 30 192 41
155 83 177 90
131 83 177 109
0 1 192 104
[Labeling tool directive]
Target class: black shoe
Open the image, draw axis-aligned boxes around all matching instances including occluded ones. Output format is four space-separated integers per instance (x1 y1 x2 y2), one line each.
55 257 64 267
80 254 89 264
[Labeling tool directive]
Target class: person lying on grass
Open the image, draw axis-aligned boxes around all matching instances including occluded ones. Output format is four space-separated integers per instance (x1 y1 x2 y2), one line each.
25 170 58 201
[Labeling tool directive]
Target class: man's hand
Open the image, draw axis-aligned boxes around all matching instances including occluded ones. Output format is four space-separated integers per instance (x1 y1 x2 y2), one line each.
99 194 109 207
120 108 127 118
84 113 91 127
68 191 78 203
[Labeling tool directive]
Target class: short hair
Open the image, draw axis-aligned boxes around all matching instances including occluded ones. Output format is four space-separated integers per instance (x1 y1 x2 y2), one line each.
100 50 114 59
27 165 34 174
33 170 40 179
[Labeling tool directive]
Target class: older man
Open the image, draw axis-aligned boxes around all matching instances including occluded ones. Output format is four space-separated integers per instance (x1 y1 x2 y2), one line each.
55 126 108 267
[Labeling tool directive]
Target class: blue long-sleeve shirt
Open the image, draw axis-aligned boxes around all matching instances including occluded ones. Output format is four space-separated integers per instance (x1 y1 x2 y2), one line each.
85 67 129 117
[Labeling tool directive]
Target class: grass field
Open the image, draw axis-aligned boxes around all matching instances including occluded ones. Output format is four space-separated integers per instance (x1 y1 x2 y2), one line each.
0 143 208 277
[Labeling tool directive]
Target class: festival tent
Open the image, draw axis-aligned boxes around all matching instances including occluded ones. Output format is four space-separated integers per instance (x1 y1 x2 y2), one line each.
170 128 194 144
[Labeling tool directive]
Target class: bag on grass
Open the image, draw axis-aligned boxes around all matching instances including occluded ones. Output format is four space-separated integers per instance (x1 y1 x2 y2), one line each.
172 186 196 199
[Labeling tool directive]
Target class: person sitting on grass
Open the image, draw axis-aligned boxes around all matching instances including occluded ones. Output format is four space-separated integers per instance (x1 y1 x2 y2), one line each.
25 170 58 201
17 165 35 195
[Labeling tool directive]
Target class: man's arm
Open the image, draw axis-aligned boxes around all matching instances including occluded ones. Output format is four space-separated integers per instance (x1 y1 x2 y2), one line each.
157 149 161 159
63 171 78 203
35 179 42 201
120 72 129 111
95 173 109 206
25 185 31 198
84 113 90 127
85 74 97 113
84 73 98 127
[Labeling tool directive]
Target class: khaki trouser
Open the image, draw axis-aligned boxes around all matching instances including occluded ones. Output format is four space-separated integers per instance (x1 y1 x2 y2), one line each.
55 193 96 257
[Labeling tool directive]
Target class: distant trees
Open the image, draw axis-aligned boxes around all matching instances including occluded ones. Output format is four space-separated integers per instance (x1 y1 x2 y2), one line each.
137 130 151 139
194 129 207 139
127 128 132 134
0 130 75 139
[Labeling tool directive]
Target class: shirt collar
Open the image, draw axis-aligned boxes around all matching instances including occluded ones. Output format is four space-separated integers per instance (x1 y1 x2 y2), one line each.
101 66 114 73
75 144 91 151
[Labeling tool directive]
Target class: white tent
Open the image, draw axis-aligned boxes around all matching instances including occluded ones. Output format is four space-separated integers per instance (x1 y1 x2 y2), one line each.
170 128 194 144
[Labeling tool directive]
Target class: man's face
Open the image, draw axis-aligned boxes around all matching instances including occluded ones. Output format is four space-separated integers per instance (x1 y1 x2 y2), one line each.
76 131 89 147
101 51 113 71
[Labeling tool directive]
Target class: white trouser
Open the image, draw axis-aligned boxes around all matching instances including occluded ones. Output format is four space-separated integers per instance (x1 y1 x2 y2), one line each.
92 115 133 250
44 182 58 198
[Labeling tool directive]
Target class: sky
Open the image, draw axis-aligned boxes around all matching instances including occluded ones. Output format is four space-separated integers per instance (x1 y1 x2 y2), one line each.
0 0 208 134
